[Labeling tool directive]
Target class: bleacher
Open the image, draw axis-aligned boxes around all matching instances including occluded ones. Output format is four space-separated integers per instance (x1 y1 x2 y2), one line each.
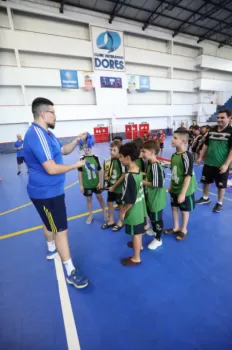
208 96 232 122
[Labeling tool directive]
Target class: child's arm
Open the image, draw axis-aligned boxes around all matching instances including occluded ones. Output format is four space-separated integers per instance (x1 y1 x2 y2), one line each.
98 169 103 189
143 163 163 188
109 173 125 192
120 173 136 220
178 152 193 203
78 171 84 193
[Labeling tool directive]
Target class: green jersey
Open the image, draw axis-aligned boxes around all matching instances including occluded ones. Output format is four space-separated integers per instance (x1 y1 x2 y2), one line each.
79 155 101 189
107 158 125 193
171 151 197 196
205 125 232 167
135 158 145 173
145 162 167 213
122 172 147 227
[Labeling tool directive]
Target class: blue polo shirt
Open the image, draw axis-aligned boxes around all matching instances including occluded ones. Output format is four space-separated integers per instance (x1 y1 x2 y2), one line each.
24 123 65 199
14 140 24 157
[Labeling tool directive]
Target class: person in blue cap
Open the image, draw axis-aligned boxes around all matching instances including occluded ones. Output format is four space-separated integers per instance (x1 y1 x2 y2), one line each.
24 97 89 289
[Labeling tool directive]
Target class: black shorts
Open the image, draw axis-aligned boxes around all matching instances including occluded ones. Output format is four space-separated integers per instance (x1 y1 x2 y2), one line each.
107 191 122 205
148 209 163 222
170 193 195 212
160 143 164 149
201 164 229 189
83 188 102 197
31 194 67 232
17 157 24 164
125 219 146 235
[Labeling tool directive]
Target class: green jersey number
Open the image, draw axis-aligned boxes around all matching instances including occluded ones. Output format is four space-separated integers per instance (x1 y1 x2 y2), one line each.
171 165 179 184
86 164 97 180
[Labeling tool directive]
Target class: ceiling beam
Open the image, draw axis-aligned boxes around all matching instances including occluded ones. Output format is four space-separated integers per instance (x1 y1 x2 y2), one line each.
109 0 127 24
59 0 65 14
197 11 232 44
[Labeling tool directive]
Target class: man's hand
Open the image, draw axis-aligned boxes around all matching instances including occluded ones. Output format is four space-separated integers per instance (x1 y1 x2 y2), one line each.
75 159 85 169
178 193 185 204
219 164 228 174
80 186 84 193
97 182 100 189
196 157 202 166
119 211 125 221
108 185 115 192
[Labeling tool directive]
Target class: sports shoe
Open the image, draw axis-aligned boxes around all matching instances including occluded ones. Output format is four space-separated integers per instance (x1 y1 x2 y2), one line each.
46 249 57 260
148 239 162 250
66 270 89 289
145 228 156 236
195 197 211 205
213 203 222 213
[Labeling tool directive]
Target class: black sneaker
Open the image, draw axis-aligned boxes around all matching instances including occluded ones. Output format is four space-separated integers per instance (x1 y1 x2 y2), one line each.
17 171 21 176
195 197 211 205
213 203 222 213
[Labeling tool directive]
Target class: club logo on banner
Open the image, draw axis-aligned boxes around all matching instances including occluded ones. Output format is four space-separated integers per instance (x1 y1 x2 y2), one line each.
60 70 79 89
91 26 125 71
139 76 150 92
128 75 136 92
100 77 122 88
83 72 93 90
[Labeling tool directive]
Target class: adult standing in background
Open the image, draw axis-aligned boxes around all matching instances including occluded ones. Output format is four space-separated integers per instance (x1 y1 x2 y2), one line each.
24 97 89 289
196 109 232 213
13 134 26 175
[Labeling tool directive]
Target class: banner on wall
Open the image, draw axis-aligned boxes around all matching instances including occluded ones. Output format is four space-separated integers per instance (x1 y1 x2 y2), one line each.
100 76 122 88
128 75 136 91
60 70 79 89
139 76 150 91
91 26 125 72
83 72 93 90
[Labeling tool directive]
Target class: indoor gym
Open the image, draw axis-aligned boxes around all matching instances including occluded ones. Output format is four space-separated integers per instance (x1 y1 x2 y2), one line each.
1 1 232 350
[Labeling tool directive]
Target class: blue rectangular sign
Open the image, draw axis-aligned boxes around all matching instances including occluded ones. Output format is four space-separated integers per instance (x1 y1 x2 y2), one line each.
139 76 150 91
60 70 79 89
100 76 122 88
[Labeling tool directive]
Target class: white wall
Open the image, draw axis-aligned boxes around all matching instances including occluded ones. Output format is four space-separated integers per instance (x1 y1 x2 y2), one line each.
1 0 232 142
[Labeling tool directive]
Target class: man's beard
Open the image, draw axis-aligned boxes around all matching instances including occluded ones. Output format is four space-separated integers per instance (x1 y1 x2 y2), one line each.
47 122 55 129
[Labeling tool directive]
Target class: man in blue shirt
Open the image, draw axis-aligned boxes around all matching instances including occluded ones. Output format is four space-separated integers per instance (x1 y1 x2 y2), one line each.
13 134 26 175
24 97 89 289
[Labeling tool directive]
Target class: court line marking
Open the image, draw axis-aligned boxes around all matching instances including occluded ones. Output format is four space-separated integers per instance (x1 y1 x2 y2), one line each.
54 254 81 350
0 207 105 240
0 180 79 217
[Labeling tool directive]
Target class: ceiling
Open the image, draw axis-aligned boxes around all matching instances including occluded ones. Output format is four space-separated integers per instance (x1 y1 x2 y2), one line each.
50 0 232 48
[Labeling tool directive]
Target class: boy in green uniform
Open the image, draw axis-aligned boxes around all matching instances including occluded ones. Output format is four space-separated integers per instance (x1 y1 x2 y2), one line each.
119 142 147 266
133 137 146 173
78 146 107 224
101 140 125 231
142 140 167 250
164 130 197 240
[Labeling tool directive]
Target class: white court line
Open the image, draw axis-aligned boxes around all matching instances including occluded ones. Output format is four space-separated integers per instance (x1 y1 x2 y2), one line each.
54 255 81 350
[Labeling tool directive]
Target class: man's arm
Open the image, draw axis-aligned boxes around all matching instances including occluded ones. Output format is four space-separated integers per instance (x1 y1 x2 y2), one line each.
61 133 87 155
219 149 232 174
197 144 208 164
42 159 85 175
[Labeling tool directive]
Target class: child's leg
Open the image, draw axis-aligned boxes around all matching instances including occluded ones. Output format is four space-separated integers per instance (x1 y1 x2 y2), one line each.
148 211 163 250
96 193 108 221
107 201 115 224
86 196 93 224
180 211 189 234
132 234 142 262
172 206 181 231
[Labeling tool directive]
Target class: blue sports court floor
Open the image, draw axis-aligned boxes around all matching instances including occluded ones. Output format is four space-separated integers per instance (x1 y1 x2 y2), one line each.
1 137 232 350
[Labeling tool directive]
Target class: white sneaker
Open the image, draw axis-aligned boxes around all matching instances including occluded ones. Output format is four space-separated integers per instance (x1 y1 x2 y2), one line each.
145 228 156 236
148 239 162 250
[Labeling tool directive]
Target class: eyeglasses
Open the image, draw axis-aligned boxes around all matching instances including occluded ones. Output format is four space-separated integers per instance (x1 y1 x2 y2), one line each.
46 110 56 115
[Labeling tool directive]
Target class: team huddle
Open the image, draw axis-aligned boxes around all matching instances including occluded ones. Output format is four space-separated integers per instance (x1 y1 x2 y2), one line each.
78 130 197 266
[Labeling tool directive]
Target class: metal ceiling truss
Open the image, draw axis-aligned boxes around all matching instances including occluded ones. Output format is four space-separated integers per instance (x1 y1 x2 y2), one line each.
55 0 232 48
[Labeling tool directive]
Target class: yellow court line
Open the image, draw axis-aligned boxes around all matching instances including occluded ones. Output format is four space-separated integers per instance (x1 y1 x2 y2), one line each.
0 181 79 217
0 207 105 241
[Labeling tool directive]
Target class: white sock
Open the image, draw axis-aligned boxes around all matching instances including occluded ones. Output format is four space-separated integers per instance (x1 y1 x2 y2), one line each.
47 240 56 252
218 201 223 205
203 196 209 200
63 259 75 276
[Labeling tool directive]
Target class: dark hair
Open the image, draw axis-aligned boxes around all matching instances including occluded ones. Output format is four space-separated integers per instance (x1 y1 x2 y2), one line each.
113 135 123 142
218 109 231 118
192 126 200 131
119 142 140 161
133 137 143 150
174 129 189 140
32 97 54 119
110 140 122 149
142 140 160 155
